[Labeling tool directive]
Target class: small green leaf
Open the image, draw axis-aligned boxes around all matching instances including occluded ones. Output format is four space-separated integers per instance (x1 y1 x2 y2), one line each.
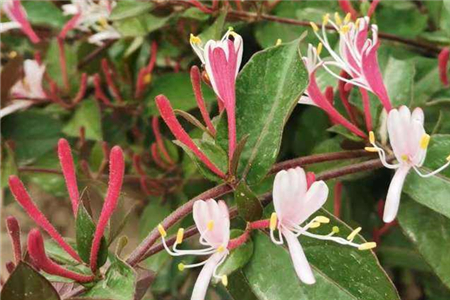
235 181 263 221
146 73 216 116
180 7 210 21
83 257 136 300
63 99 103 141
0 262 60 300
398 197 450 289
44 39 79 91
327 124 364 142
109 1 154 21
198 11 227 42
384 57 415 108
114 15 170 37
214 229 254 283
22 1 67 28
76 204 108 267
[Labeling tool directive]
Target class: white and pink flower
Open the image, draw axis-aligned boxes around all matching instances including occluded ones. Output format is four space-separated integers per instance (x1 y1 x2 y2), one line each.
367 106 450 222
159 199 230 300
0 0 40 43
190 29 243 160
270 167 376 284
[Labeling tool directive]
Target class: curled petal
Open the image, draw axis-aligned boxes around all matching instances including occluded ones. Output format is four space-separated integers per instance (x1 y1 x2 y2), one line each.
384 165 410 223
191 252 227 300
283 229 315 285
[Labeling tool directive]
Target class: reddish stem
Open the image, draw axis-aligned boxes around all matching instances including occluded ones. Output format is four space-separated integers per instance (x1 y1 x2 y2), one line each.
93 74 113 106
151 143 171 170
90 146 125 271
188 0 212 13
334 181 343 218
6 216 22 264
8 176 82 262
28 229 94 283
360 88 372 132
101 59 123 103
59 13 81 39
367 0 381 17
57 38 70 91
152 117 175 165
58 139 80 216
71 73 88 106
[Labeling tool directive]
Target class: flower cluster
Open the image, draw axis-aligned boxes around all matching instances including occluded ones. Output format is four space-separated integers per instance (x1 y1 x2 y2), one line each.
7 139 125 280
158 167 376 299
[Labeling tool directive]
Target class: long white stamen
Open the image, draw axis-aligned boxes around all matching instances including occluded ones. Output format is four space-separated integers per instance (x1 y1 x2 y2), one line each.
270 226 284 245
212 252 229 280
412 161 450 178
302 231 360 248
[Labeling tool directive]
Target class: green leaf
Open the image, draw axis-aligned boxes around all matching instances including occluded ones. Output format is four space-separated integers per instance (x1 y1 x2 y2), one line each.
44 39 79 91
327 125 364 142
146 73 216 116
235 181 263 221
175 139 228 182
76 204 108 267
232 39 308 185
198 11 227 42
1 144 17 189
1 110 62 163
423 134 450 178
398 197 450 289
228 210 399 300
22 1 67 28
214 229 254 283
377 2 428 38
180 7 210 21
384 57 415 108
63 99 103 141
109 1 154 21
0 262 60 300
114 15 170 37
441 0 450 35
83 257 136 300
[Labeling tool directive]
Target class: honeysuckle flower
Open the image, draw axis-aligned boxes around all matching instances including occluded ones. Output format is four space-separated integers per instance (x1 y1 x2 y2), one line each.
1 60 47 118
309 14 392 112
190 29 243 160
158 199 230 300
366 106 450 222
60 0 120 45
0 0 40 43
270 167 377 284
300 44 366 138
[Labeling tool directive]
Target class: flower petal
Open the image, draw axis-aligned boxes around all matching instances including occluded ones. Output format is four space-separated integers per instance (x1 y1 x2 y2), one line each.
384 165 410 223
282 229 315 285
191 252 227 300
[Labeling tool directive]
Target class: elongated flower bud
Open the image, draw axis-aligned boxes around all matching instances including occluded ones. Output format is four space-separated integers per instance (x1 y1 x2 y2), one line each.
438 47 449 87
58 139 80 216
6 216 22 264
90 146 125 271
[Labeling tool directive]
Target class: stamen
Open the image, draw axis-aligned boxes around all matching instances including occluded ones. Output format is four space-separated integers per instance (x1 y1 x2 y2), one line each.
275 39 282 46
190 33 201 44
401 154 409 162
176 228 184 244
344 13 352 24
207 220 214 231
98 17 108 30
143 73 151 84
317 42 323 55
355 18 360 28
322 13 330 26
358 242 377 251
310 22 319 32
270 213 278 230
420 134 430 150
221 275 228 286
341 25 350 34
309 222 321 229
447 155 450 161
332 226 340 233
158 224 167 238
334 12 342 26
364 147 378 152
217 245 225 253
347 227 361 241
178 263 185 271
369 131 375 144
315 216 330 224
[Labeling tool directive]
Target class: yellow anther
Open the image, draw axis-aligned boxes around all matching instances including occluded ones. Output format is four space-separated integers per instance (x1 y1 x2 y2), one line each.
270 213 278 230
143 73 152 84
178 263 185 271
447 154 450 161
309 222 321 229
176 228 184 244
228 26 234 32
310 22 319 32
221 275 228 286
322 13 330 26
315 216 330 224
190 33 201 44
275 38 282 46
344 13 352 24
217 245 225 253
341 25 350 34
8 51 17 59
401 154 409 162
420 134 430 150
207 220 214 231
158 224 167 238
355 18 360 28
334 12 342 26
369 131 375 144
317 42 323 55
364 147 378 153
332 226 340 234
358 242 377 251
98 17 108 30
347 227 361 241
